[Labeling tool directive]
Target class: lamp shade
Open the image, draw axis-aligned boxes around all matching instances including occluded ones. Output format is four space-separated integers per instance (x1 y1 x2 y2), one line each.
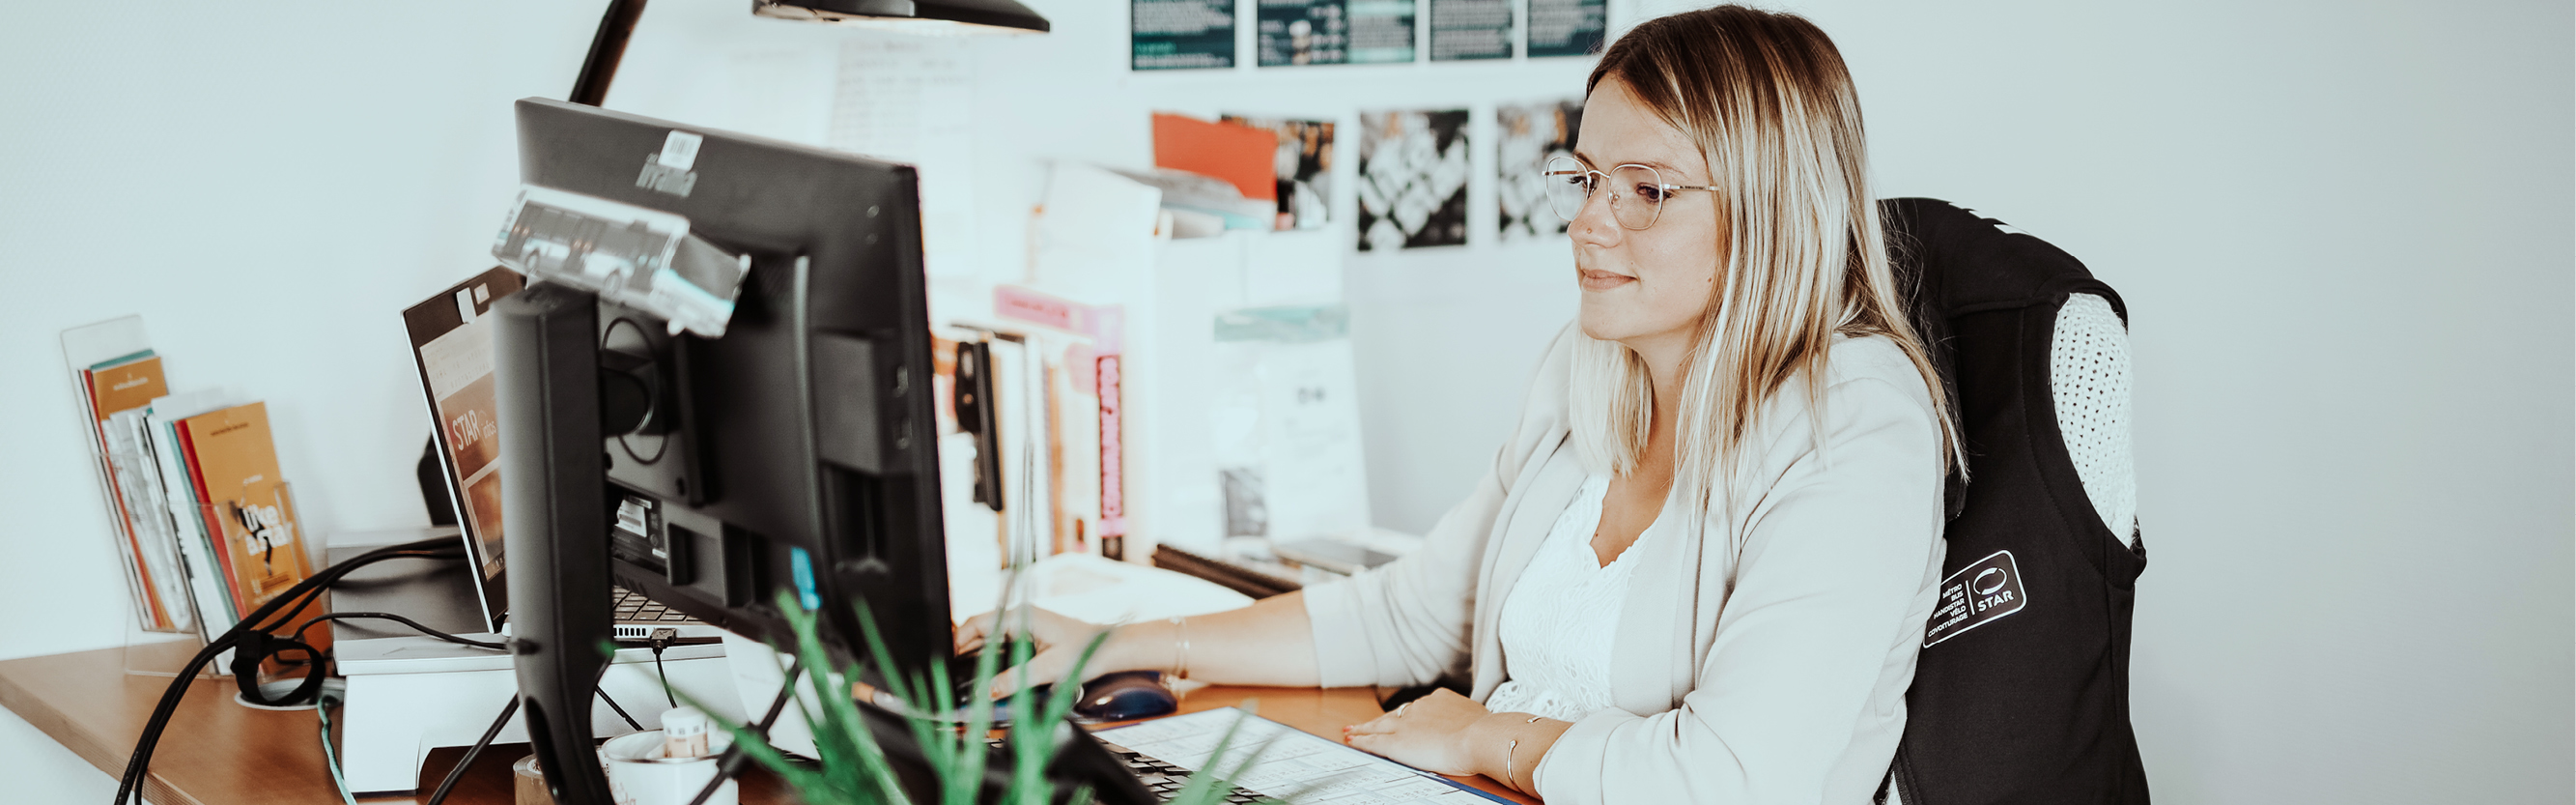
752 0 1050 34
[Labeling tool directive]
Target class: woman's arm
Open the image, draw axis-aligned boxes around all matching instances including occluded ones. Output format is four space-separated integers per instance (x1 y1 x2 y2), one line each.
954 590 1319 694
964 322 1586 696
1344 689 1573 797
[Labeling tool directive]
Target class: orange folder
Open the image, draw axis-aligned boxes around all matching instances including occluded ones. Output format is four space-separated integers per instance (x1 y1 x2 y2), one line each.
1151 112 1278 202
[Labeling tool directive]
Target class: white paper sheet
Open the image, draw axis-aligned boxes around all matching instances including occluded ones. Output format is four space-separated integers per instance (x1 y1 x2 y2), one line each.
829 35 978 277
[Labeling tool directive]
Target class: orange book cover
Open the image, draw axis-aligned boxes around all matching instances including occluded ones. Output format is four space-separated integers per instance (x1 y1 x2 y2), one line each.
1152 112 1279 202
174 418 237 610
176 403 312 614
86 356 172 628
86 355 168 418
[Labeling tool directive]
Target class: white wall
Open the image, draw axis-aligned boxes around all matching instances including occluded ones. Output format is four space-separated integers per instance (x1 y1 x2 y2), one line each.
0 2 601 658
0 1 2565 802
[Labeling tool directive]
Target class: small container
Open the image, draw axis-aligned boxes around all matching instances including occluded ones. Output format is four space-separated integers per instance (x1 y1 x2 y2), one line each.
513 756 553 805
599 729 737 805
662 706 710 760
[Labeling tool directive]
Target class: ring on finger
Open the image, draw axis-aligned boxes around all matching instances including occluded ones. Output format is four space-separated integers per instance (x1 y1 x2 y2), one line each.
1395 701 1412 718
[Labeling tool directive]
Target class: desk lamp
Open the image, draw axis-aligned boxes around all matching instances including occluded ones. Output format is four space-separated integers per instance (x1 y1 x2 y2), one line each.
570 0 1049 106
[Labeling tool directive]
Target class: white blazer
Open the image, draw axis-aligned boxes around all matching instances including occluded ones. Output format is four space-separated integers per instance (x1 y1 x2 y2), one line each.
1303 322 1948 804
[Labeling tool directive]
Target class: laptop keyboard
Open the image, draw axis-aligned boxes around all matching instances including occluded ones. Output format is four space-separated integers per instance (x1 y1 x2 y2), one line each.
611 586 694 622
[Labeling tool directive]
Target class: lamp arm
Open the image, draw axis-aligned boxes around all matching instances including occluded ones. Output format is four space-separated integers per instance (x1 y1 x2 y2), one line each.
570 0 649 107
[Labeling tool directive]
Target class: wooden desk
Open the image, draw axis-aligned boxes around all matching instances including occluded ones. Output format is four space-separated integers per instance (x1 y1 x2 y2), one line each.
0 646 781 805
0 647 1530 804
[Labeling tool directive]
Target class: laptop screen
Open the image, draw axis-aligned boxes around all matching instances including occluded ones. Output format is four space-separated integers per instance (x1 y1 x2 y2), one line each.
400 266 525 632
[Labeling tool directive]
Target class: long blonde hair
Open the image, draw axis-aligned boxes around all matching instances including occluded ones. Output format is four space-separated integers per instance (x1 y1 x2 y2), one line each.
1567 6 1961 532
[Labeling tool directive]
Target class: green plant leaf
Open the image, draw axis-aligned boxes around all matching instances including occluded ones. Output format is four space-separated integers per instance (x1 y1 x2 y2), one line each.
778 589 908 804
684 577 1299 805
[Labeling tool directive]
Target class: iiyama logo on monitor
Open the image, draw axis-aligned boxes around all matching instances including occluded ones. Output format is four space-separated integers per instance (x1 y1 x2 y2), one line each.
636 129 702 197
637 158 695 196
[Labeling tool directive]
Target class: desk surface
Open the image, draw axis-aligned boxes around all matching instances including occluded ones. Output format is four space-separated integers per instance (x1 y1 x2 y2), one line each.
0 646 1531 805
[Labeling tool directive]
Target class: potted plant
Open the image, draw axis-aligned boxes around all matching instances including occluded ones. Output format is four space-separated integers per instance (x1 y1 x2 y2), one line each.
674 591 1274 805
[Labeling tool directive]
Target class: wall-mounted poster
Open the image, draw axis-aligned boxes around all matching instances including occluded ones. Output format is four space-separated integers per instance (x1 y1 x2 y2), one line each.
1528 0 1606 57
1356 108 1470 251
1222 116 1337 230
1134 0 1235 69
1498 98 1583 241
1430 0 1512 61
1259 0 1417 66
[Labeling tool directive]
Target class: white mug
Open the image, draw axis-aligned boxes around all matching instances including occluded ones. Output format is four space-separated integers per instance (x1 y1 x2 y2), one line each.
598 729 739 805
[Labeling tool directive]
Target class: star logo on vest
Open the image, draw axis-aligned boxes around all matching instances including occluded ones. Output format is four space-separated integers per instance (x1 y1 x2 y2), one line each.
1924 550 2027 647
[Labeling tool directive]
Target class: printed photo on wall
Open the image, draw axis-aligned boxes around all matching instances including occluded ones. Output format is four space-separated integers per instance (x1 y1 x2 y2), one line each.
1498 98 1584 241
1222 115 1336 230
1356 108 1470 251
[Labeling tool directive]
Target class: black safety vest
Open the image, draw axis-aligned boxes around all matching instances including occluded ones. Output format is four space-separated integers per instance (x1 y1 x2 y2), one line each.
1880 198 2151 804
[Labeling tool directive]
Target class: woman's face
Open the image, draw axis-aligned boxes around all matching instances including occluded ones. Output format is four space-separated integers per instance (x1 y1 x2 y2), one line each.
1571 76 1725 353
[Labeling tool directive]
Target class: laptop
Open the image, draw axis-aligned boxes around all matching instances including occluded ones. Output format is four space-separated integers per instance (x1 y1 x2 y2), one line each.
401 268 722 641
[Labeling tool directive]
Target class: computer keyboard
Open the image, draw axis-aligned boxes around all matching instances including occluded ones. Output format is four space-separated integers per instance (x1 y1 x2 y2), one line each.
1093 708 1509 805
1104 740 1269 804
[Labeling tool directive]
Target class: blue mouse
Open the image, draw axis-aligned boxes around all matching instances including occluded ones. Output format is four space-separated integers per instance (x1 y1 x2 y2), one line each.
1065 670 1178 722
965 669 1177 724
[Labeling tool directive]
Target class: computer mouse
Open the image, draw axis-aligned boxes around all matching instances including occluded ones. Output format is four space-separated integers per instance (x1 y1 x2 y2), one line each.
1068 670 1177 723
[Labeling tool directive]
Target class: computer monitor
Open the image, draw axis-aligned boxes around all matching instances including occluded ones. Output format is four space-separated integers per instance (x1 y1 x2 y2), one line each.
494 96 949 802
492 99 1149 805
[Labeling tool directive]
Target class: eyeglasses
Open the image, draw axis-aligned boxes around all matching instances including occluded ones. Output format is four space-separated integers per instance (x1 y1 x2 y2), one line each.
1543 156 1721 231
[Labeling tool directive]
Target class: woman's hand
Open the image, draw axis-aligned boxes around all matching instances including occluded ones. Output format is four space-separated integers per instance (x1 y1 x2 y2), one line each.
953 607 1163 699
1341 688 1492 776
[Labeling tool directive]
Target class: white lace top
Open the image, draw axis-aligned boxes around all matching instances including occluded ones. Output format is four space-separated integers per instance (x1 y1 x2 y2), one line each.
2053 293 2137 545
1486 474 1649 722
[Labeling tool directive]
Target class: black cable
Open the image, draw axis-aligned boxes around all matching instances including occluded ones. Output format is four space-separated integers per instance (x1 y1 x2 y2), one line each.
685 657 807 805
650 629 677 707
422 648 650 805
420 696 520 805
599 686 645 733
113 537 463 805
291 612 506 650
124 544 460 795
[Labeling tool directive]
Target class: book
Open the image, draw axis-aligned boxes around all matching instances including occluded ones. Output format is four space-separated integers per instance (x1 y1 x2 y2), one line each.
146 389 240 638
82 353 175 630
103 407 192 634
987 336 1049 567
991 286 1125 561
63 313 180 633
1149 543 1301 599
173 402 313 618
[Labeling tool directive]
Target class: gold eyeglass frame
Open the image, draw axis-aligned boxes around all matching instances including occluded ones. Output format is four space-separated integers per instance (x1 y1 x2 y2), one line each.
1543 156 1721 231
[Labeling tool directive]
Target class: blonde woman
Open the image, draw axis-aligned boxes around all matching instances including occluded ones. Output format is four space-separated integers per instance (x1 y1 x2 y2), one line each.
959 7 1955 802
